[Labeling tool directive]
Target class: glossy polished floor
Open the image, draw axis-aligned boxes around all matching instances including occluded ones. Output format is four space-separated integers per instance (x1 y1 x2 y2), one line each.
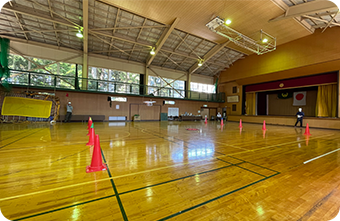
1 121 340 221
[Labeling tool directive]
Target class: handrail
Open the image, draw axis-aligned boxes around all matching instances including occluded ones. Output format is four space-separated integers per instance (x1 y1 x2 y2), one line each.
4 69 225 102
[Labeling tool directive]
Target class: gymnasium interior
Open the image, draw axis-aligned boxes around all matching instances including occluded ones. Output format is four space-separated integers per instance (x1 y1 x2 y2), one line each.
0 0 340 220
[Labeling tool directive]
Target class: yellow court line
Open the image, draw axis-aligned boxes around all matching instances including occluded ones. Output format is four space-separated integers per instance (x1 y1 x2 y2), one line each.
0 157 218 202
228 134 300 146
214 141 249 151
0 133 334 202
223 134 334 157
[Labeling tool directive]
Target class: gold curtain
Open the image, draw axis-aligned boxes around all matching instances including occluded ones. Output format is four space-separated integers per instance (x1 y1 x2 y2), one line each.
246 92 256 115
315 84 337 117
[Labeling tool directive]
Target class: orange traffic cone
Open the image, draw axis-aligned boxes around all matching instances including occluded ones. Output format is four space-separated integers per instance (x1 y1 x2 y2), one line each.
86 135 107 173
239 119 243 128
87 117 93 128
304 123 311 135
262 120 267 131
221 118 224 126
86 124 95 146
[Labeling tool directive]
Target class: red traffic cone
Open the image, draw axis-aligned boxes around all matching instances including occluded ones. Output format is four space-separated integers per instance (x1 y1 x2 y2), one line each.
239 119 243 128
87 117 93 130
204 116 208 124
87 124 95 146
305 135 310 146
262 120 267 131
87 121 94 136
221 118 224 126
86 135 107 173
304 123 311 136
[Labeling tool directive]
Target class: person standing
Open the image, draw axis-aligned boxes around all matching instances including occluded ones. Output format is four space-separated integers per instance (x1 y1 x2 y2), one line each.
65 102 73 122
294 108 304 127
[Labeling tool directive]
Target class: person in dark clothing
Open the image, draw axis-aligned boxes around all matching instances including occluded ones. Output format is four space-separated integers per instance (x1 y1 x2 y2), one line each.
65 102 73 122
294 108 304 127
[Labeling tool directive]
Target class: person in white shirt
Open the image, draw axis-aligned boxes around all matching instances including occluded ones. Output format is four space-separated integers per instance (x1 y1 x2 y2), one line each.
217 112 222 121
65 102 73 122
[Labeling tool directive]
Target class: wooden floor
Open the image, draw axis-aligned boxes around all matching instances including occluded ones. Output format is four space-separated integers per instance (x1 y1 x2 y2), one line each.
1 121 340 221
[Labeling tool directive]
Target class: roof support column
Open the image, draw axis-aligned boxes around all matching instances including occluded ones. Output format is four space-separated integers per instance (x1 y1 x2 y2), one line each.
186 72 191 98
144 66 149 95
82 0 89 90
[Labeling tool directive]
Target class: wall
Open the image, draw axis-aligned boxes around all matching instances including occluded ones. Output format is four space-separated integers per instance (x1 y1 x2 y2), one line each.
268 90 317 116
11 87 219 121
218 81 243 115
219 28 340 85
218 28 340 117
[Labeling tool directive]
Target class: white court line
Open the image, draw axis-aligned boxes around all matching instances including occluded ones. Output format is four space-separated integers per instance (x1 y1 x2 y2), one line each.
304 148 340 164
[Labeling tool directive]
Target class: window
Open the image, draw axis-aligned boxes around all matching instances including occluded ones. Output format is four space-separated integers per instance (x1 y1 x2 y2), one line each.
110 97 127 102
148 76 185 98
164 100 175 105
232 104 237 111
190 82 216 93
168 107 179 117
232 86 238 94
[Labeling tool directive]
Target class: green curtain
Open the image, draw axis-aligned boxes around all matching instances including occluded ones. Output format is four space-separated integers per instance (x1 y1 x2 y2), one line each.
246 92 256 115
315 84 337 117
0 37 10 89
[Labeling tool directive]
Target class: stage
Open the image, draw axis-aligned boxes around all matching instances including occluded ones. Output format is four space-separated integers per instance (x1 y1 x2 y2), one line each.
228 115 340 130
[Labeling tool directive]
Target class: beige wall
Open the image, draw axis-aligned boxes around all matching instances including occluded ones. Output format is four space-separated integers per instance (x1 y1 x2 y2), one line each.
268 90 317 117
218 28 340 117
219 81 243 116
219 28 340 85
12 87 219 121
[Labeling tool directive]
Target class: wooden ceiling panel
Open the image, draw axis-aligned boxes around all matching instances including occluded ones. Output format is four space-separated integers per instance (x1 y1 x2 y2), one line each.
100 0 313 48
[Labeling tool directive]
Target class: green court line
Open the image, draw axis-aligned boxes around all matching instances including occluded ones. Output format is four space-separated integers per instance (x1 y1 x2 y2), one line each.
216 158 267 178
0 130 30 142
0 128 45 150
140 128 226 156
9 161 244 220
157 173 280 221
119 162 243 195
12 194 116 221
228 155 280 174
101 149 129 221
8 146 278 220
51 147 89 163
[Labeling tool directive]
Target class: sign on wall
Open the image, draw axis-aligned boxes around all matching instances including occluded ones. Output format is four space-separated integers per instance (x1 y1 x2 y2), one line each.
227 95 239 103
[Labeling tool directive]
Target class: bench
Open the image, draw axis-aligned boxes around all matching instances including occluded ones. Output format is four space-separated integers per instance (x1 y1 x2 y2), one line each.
59 115 105 122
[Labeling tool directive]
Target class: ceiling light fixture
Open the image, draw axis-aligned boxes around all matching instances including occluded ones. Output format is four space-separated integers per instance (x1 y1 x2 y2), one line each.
225 19 232 25
76 29 83 38
262 38 268 43
150 48 155 55
198 59 203 67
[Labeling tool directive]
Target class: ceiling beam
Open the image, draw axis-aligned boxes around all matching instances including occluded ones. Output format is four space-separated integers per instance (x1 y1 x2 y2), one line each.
302 15 340 27
8 2 29 40
321 10 339 33
188 41 229 74
47 0 61 47
146 18 179 67
270 0 338 22
270 0 314 33
2 4 78 28
91 25 166 31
